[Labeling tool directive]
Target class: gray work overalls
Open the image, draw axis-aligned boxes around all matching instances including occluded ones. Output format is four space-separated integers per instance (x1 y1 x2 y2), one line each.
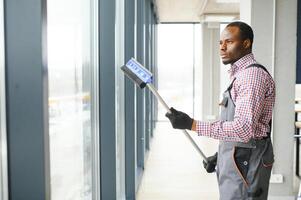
217 64 274 200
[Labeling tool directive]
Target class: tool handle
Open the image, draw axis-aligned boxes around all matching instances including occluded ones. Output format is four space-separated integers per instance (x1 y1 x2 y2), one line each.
181 129 208 162
147 83 170 112
147 83 208 162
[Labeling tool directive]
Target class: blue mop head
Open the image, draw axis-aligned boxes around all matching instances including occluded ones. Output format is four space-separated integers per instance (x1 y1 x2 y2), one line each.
121 58 153 88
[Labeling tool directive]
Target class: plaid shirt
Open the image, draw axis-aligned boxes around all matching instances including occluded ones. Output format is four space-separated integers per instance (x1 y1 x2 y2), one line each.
196 53 275 142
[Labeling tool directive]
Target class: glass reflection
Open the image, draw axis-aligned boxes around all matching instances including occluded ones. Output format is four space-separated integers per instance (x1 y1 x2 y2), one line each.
47 0 98 199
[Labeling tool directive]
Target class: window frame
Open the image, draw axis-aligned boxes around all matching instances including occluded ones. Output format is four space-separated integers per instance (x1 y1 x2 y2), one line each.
0 0 8 199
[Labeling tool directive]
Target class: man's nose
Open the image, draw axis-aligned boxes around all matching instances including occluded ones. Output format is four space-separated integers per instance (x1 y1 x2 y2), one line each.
220 42 226 51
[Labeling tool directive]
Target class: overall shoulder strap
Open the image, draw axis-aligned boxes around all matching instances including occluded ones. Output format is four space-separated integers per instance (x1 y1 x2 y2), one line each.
227 63 270 92
246 63 271 76
267 120 272 138
226 78 236 92
247 63 273 138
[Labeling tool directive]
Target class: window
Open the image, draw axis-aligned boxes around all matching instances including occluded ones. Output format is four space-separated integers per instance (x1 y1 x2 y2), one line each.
0 0 8 199
47 0 99 199
115 0 126 199
157 24 196 120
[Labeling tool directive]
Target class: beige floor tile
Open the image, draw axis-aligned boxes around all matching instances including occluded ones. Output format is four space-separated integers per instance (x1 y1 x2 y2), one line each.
137 122 220 200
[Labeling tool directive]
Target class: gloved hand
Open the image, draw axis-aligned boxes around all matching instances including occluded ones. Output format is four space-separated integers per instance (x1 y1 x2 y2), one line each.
203 152 218 173
165 107 194 130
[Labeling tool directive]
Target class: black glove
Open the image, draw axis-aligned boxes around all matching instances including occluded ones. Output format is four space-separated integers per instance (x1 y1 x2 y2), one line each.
203 152 218 173
165 107 194 130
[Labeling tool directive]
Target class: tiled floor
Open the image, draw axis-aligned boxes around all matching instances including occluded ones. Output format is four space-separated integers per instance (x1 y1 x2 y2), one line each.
136 122 220 200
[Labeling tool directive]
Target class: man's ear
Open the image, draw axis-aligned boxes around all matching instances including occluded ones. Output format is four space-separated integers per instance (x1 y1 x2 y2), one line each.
243 39 251 49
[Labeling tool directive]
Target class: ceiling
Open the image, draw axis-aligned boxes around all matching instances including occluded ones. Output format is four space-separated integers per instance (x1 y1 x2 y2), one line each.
153 0 240 23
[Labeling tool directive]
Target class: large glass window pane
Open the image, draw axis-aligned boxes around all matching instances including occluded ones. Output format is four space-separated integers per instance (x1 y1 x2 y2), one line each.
0 0 8 199
157 24 195 120
47 0 99 199
115 0 125 199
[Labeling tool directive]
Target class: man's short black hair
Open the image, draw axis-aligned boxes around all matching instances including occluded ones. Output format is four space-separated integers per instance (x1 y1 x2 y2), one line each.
226 21 254 47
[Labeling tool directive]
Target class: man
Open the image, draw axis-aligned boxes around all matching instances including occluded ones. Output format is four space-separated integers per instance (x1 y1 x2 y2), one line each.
166 21 275 200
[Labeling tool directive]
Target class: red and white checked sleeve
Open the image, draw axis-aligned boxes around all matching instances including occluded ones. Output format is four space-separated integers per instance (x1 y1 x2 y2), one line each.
196 67 275 143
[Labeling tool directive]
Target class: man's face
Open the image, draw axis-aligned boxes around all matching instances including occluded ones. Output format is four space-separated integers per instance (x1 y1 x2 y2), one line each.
219 26 250 65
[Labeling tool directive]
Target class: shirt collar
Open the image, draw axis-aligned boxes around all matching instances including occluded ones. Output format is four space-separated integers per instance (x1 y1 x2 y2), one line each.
228 53 256 78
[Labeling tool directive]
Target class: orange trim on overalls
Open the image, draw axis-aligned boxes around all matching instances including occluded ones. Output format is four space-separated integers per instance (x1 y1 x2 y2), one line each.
232 147 249 188
262 160 273 168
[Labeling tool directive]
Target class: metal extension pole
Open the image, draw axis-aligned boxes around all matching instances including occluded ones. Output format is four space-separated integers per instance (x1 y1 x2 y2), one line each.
147 83 208 162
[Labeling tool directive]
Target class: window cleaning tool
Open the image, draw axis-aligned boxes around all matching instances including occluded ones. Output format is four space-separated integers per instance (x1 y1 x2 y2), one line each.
121 58 208 163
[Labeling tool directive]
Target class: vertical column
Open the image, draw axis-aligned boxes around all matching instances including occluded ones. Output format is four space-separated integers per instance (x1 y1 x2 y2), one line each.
200 22 220 121
136 0 145 171
99 0 116 199
144 0 150 151
297 0 301 83
153 15 158 125
240 0 297 199
241 0 274 71
150 3 156 137
4 0 50 199
124 0 137 198
270 0 296 198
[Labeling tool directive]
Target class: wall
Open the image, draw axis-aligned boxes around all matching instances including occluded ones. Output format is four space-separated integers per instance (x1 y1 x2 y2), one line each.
241 0 297 198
